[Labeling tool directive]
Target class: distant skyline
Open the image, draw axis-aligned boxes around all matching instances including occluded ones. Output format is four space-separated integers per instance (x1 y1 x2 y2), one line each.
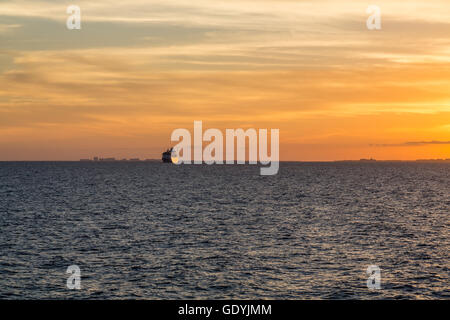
1 0 450 161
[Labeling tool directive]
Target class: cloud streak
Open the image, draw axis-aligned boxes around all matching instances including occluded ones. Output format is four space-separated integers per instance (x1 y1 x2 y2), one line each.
371 141 450 147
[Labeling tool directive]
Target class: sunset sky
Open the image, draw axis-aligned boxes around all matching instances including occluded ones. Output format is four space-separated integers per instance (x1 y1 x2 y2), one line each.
1 0 450 161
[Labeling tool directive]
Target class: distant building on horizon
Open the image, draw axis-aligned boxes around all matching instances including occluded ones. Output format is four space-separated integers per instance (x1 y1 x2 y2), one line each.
78 155 173 162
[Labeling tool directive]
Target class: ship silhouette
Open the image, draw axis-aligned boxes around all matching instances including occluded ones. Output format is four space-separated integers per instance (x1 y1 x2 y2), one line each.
162 147 174 163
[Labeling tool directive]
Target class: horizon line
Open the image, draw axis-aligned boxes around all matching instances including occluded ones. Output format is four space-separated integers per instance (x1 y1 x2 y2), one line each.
1 159 450 163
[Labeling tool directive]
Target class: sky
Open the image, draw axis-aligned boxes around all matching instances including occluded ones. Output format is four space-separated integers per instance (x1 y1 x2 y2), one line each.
1 0 450 161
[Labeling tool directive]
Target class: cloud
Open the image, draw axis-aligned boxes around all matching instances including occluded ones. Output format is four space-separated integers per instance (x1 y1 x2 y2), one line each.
371 141 450 147
0 23 21 33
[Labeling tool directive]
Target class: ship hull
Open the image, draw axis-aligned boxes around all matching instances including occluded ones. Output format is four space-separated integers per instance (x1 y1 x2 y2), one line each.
162 152 172 163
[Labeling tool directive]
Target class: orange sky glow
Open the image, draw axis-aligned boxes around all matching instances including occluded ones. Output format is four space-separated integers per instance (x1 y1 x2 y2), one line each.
1 0 450 160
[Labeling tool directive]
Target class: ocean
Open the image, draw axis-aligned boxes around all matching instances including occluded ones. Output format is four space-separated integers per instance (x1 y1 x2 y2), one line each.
0 162 448 299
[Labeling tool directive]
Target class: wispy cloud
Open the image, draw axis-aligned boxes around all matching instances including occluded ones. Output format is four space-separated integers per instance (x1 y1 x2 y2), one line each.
371 141 450 147
0 23 21 33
